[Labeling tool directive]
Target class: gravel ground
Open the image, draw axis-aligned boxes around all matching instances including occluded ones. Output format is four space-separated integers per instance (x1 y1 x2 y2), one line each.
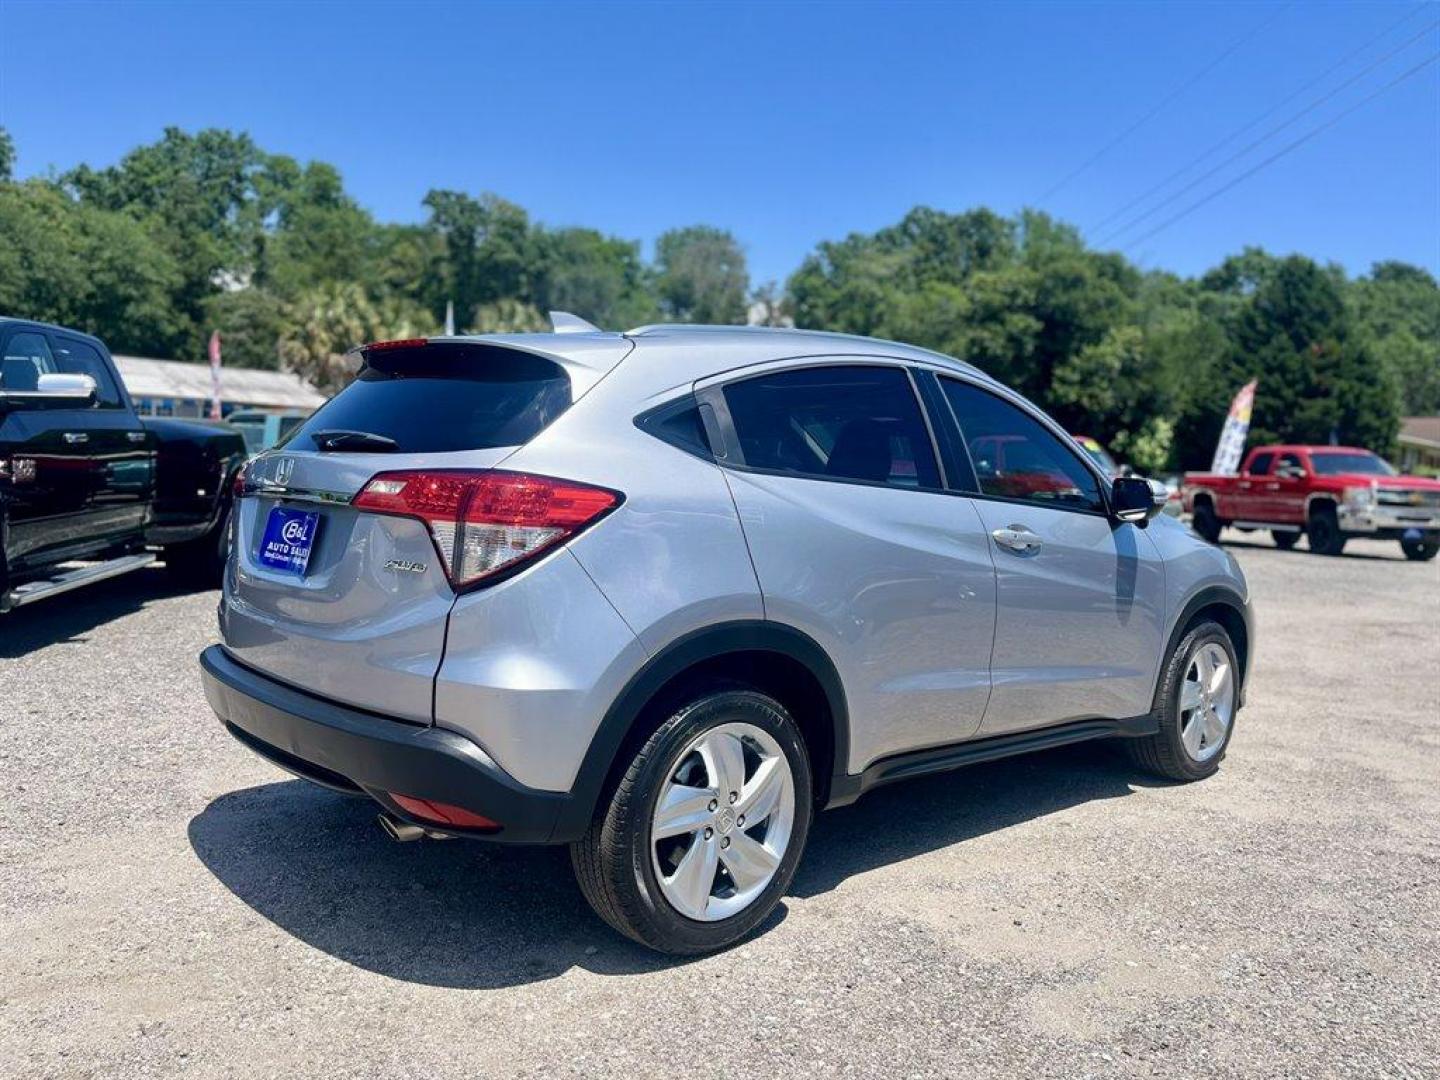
1 536 1437 1079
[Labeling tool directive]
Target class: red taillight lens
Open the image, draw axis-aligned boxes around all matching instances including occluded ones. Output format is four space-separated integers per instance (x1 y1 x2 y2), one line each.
231 460 250 498
389 793 500 832
352 470 620 589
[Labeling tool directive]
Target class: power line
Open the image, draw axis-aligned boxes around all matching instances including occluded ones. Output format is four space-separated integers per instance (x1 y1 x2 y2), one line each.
1087 2 1430 237
1096 17 1440 246
1122 51 1440 252
1038 2 1291 203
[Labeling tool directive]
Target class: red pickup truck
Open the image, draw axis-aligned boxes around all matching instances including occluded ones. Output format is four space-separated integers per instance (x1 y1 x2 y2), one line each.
1182 445 1440 561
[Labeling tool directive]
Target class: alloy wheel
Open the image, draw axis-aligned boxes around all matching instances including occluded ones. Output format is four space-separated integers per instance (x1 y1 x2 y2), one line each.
1179 643 1235 763
650 721 796 922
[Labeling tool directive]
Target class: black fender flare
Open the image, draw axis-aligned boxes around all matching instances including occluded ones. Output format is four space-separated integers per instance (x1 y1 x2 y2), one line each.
551 620 849 842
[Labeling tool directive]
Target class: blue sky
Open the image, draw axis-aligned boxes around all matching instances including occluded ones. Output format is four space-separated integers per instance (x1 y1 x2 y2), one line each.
3 0 1437 286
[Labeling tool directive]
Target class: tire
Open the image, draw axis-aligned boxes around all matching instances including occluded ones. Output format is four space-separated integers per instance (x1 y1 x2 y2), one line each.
1306 504 1346 556
164 502 232 586
570 687 813 955
1272 530 1299 550
1191 500 1222 544
1125 620 1239 782
1401 536 1439 561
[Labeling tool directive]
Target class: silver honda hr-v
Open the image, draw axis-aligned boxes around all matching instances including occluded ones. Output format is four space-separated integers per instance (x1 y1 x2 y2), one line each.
200 316 1252 954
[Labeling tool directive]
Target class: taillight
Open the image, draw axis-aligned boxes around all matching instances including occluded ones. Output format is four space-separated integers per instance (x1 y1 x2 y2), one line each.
352 469 620 589
231 460 250 498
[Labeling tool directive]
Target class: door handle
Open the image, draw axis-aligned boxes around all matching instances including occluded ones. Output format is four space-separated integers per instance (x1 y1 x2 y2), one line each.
992 525 1043 553
63 432 90 444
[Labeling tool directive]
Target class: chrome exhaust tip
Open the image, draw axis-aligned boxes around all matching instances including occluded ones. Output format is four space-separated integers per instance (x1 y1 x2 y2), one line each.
377 811 425 842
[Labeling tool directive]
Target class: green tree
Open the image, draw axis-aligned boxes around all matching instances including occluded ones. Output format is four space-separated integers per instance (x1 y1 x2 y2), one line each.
421 190 537 322
1350 261 1440 416
1213 254 1398 454
203 288 287 370
255 159 382 297
63 128 267 354
278 282 433 393
1052 326 1175 472
467 298 548 334
654 225 748 324
0 180 186 356
0 127 14 183
748 281 792 327
534 228 656 329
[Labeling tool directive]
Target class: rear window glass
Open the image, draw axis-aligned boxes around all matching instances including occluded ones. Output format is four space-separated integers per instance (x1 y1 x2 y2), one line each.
283 343 571 454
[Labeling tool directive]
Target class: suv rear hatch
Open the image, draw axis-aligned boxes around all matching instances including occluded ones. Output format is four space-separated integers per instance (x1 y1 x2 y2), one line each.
220 336 628 721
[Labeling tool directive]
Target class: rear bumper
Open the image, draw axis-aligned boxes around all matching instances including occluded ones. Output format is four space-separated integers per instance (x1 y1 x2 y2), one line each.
200 645 573 843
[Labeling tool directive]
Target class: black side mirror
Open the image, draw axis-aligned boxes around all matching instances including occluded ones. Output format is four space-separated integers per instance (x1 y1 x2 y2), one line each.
1111 475 1161 526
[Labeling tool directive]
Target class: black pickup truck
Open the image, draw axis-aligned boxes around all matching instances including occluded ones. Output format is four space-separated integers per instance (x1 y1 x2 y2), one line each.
0 318 248 612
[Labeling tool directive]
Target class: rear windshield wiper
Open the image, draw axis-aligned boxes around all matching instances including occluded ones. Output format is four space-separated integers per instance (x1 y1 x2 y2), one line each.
311 429 399 453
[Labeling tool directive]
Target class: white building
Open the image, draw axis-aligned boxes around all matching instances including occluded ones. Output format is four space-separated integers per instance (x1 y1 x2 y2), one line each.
114 355 326 418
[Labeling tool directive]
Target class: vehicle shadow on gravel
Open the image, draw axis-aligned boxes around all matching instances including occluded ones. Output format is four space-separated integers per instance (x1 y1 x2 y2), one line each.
0 567 212 658
188 741 1153 988
794 741 1143 898
187 780 708 988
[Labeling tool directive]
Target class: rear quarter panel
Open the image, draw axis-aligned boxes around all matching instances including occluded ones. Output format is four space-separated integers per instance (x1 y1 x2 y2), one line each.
500 359 764 652
430 360 763 792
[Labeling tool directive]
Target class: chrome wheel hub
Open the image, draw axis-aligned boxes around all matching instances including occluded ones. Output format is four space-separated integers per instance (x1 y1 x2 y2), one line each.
1179 642 1235 762
650 722 796 922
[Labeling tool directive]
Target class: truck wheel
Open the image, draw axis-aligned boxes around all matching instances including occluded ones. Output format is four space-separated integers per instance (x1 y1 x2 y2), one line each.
571 688 812 955
1191 501 1221 544
1306 505 1346 556
1272 530 1299 550
1401 536 1438 561
1126 619 1239 782
164 503 232 586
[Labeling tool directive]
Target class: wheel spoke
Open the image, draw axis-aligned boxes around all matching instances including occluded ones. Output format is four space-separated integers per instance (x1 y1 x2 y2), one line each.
719 832 780 893
1180 678 1203 714
666 831 719 918
1202 709 1227 747
1211 663 1233 706
1207 655 1229 696
735 756 784 825
1195 649 1215 691
1181 715 1204 756
653 783 716 840
698 731 746 797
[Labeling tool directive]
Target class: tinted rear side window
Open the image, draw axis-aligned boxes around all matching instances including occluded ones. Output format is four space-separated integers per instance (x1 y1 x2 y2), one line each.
284 343 571 454
53 336 124 407
723 365 940 489
637 399 713 458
